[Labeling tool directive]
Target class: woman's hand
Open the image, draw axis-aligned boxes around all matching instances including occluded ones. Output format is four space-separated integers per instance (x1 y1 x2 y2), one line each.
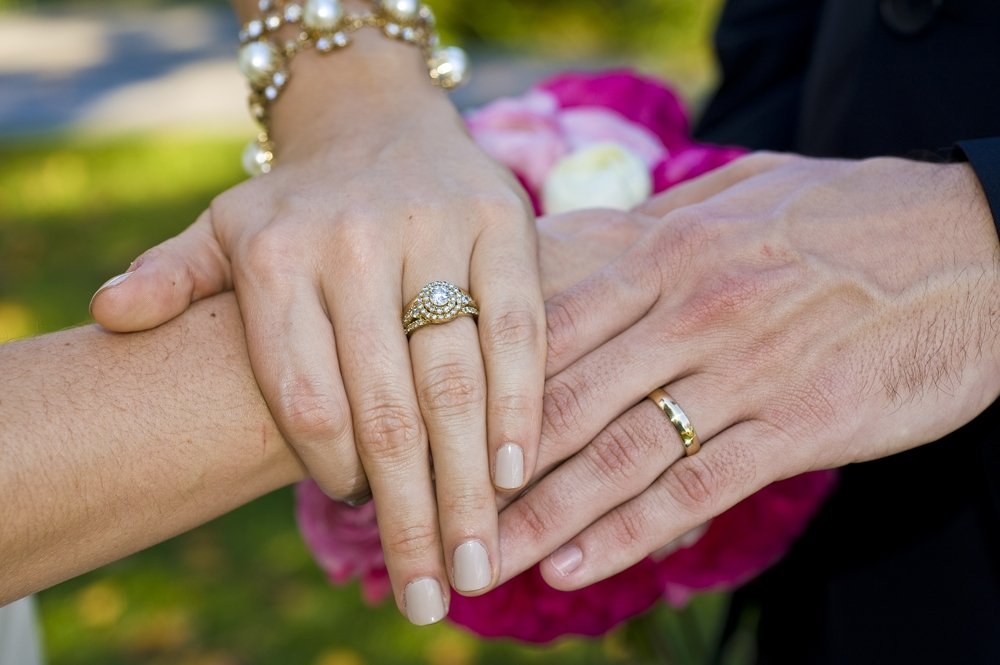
89 35 544 623
496 153 1000 588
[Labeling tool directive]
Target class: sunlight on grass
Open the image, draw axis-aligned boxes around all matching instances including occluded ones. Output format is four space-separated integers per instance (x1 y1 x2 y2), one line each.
3 133 749 665
0 300 36 342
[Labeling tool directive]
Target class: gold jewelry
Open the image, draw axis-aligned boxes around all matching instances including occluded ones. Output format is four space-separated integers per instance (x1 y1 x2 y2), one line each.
648 388 701 456
237 0 469 176
403 281 479 336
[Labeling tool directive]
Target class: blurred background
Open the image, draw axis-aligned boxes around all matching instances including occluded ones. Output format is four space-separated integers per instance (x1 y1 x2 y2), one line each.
0 1 740 663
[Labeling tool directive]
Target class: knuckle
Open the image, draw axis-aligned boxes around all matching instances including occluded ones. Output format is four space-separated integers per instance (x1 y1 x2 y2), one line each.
607 507 649 550
508 497 554 544
334 218 384 266
416 362 484 416
683 274 763 327
584 420 647 490
482 307 542 356
665 455 719 513
658 209 713 261
324 468 370 503
382 523 439 560
488 391 535 425
242 227 298 278
542 377 586 441
545 298 582 363
438 487 493 516
474 190 531 224
275 380 351 445
355 401 423 461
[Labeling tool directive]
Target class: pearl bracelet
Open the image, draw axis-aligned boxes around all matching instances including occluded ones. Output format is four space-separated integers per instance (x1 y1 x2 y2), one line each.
237 0 469 176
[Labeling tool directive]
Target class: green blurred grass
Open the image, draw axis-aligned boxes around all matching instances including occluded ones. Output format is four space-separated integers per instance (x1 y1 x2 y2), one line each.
0 135 599 664
0 137 754 665
0 1 746 661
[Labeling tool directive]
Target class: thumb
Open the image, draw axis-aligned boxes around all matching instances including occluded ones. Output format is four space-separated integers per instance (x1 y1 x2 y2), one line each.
90 210 231 332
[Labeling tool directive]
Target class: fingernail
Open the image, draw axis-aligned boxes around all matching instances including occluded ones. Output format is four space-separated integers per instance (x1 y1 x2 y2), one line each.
549 544 583 577
89 272 134 314
494 443 524 490
453 540 492 592
404 578 446 625
96 272 133 294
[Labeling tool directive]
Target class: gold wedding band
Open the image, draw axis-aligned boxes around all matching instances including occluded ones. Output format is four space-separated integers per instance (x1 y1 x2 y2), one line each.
648 388 701 456
403 281 479 336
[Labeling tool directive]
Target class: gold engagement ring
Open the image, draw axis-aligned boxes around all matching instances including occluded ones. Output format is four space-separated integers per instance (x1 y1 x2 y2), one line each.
403 281 479 336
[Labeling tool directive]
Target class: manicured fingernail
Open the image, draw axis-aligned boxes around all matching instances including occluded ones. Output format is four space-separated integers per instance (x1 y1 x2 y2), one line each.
453 540 491 592
549 544 583 577
404 578 446 625
494 443 524 490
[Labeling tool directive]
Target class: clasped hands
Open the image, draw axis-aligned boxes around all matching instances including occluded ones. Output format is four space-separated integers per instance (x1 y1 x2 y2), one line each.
91 147 1000 623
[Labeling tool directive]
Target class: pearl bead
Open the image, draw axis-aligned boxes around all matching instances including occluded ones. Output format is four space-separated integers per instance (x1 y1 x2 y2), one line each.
303 0 343 31
428 46 468 89
378 0 420 23
238 41 280 87
242 138 273 176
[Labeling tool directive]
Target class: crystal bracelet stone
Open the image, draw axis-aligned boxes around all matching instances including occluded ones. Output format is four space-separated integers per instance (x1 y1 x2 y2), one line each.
237 0 469 176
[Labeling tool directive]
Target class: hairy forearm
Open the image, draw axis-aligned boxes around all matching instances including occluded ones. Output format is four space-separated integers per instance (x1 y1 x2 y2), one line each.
0 295 306 604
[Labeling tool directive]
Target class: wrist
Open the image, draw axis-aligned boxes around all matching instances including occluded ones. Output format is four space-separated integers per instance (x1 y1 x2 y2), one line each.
269 37 458 150
235 0 469 173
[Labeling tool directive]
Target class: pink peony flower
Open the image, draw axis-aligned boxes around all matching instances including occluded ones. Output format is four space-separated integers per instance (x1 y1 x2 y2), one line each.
655 470 838 607
295 481 390 605
449 556 664 643
466 70 744 215
296 70 836 643
446 471 837 642
539 70 692 153
465 90 569 194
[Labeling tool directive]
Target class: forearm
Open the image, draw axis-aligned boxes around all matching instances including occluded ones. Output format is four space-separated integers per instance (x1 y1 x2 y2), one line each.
0 294 306 604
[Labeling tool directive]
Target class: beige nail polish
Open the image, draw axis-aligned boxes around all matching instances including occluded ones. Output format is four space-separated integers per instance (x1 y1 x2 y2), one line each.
404 578 446 625
494 443 524 490
453 540 492 592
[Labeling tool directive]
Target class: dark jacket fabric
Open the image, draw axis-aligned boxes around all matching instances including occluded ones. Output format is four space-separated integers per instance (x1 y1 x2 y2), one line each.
694 1 1000 663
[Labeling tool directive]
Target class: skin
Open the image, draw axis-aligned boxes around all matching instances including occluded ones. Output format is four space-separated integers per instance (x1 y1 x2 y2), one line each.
0 211 635 611
61 152 998 620
89 0 546 621
0 295 306 605
495 154 1000 589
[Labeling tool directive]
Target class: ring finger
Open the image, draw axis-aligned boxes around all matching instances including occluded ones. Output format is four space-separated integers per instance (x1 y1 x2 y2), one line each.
406 274 498 595
326 256 447 626
498 375 733 583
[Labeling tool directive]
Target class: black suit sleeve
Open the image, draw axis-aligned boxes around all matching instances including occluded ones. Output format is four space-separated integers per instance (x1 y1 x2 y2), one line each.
955 138 1000 241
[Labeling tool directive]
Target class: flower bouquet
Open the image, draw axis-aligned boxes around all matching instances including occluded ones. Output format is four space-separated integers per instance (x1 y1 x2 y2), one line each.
297 70 837 644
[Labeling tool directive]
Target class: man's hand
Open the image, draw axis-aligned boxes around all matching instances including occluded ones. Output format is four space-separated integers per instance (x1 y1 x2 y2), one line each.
497 153 1000 588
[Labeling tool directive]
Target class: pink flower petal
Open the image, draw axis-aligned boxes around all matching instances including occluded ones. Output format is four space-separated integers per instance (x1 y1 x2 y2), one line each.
297 71 838 643
539 70 691 152
448 559 663 643
558 107 668 167
465 90 569 191
295 481 391 605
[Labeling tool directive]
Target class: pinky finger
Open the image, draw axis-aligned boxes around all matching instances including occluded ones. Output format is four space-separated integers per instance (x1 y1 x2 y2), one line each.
539 420 787 590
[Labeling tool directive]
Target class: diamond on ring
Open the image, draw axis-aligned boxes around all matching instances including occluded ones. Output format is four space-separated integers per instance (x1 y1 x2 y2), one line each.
403 281 479 336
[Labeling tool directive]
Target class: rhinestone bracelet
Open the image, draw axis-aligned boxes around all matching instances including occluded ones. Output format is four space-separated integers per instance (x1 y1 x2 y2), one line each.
237 0 469 176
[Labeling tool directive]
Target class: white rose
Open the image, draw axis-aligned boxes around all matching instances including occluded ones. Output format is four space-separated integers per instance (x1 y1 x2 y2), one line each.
541 142 652 214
